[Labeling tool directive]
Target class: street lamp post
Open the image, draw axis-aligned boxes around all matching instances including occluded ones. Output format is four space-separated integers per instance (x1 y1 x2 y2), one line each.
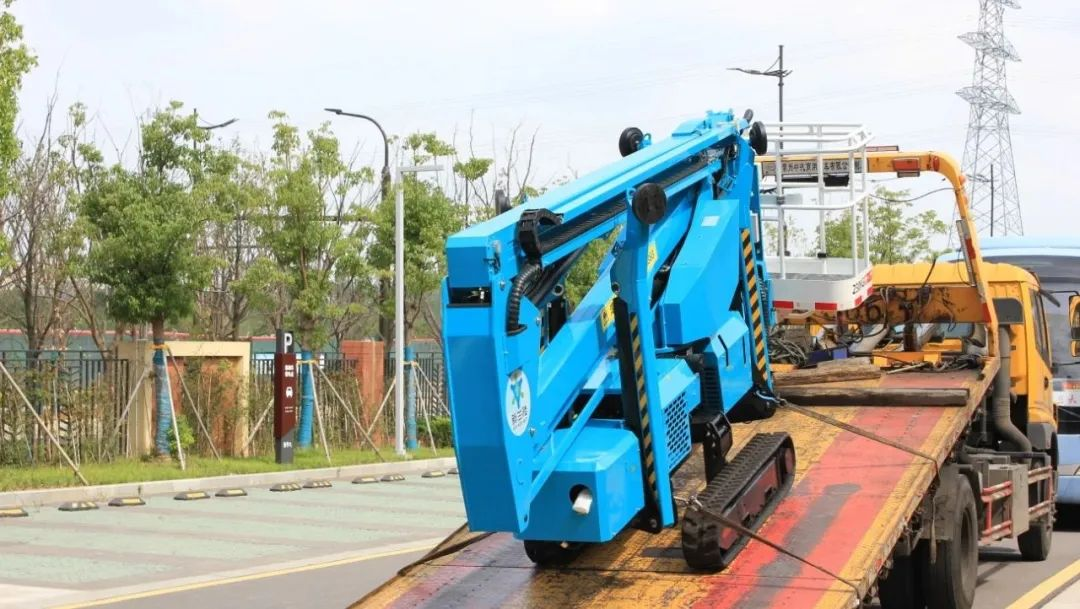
326 108 395 369
324 108 443 455
393 163 442 455
193 114 240 337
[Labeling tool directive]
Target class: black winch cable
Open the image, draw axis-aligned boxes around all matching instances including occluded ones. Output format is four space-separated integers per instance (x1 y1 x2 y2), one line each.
778 399 940 477
684 496 863 599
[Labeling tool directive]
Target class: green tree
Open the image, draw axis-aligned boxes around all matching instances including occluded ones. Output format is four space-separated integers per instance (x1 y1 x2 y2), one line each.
0 0 36 272
0 0 33 198
823 186 948 264
240 110 373 351
193 142 266 340
370 133 464 344
564 230 618 308
239 111 373 449
79 101 217 456
61 102 110 353
453 155 493 223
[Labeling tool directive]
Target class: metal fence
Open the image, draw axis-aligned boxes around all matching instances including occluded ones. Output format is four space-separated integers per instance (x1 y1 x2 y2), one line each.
0 351 131 466
246 354 381 454
386 350 449 421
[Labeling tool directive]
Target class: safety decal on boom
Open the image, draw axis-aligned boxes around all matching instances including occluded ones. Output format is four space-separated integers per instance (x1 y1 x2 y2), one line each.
629 313 660 505
743 228 768 382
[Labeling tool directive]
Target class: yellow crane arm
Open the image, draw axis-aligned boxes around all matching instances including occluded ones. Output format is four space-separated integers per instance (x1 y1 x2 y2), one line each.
756 150 999 354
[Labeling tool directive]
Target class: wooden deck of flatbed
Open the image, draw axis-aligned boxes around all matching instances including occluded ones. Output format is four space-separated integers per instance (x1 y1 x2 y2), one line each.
353 367 994 609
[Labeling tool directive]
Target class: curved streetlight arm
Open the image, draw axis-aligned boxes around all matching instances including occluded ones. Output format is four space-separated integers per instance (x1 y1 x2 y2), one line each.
324 108 391 196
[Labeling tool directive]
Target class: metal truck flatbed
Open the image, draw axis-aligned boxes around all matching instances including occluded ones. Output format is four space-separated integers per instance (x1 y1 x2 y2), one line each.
353 368 994 609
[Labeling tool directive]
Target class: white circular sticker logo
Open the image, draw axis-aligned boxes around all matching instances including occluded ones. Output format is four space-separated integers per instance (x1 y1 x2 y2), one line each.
505 369 531 436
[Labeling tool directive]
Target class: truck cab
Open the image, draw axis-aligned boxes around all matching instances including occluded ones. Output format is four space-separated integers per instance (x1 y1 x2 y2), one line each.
982 263 1057 461
870 262 1057 452
940 237 1080 505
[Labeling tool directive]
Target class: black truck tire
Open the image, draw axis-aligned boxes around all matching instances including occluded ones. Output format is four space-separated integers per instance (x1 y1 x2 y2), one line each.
923 473 978 609
878 543 928 609
1017 518 1052 561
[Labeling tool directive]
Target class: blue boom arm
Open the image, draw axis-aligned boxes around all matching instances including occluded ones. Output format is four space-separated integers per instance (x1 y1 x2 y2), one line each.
441 109 790 566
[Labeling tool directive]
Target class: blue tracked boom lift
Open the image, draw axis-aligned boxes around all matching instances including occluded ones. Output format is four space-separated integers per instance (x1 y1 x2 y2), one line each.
440 109 796 570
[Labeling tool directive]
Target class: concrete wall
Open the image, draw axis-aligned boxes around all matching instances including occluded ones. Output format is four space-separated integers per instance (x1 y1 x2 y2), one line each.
115 340 252 458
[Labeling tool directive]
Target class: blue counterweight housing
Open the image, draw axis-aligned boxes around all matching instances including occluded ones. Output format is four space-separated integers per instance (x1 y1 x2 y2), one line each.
441 109 781 557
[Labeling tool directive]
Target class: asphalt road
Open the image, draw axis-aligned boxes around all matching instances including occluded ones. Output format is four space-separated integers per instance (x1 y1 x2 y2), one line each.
0 472 464 609
98 550 426 609
3 476 1078 609
84 507 1080 609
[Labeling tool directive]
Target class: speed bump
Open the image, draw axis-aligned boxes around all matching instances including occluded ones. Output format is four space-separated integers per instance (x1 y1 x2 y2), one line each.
448 467 459 475
108 496 145 507
215 488 247 497
352 476 379 484
0 506 27 518
422 470 446 478
58 501 98 512
270 482 302 492
303 480 332 489
174 490 211 501
380 474 406 482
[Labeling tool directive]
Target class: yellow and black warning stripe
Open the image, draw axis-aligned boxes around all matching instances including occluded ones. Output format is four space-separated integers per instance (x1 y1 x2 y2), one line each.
628 313 660 505
742 229 768 382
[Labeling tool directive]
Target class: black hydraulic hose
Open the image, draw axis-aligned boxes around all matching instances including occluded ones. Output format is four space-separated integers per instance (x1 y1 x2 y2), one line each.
506 262 542 335
525 248 584 304
992 327 1032 453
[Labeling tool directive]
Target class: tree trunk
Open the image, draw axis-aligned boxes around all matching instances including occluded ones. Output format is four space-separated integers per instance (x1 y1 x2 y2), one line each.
231 294 242 340
151 318 173 456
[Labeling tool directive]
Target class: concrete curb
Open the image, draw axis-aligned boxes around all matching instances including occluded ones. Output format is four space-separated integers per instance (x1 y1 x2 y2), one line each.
2 457 458 508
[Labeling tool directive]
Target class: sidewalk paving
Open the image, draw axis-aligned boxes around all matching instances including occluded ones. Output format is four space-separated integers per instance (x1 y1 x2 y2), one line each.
0 457 457 508
0 461 464 609
1048 579 1080 608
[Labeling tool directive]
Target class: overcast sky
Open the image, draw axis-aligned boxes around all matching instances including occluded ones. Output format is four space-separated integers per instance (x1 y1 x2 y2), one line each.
13 1 1080 237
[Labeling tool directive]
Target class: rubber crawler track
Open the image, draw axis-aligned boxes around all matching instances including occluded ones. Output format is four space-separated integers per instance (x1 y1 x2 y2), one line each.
681 432 796 570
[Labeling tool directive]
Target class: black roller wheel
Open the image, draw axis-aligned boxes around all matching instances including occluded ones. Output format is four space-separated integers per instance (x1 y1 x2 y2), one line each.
631 183 667 225
748 121 768 156
1018 518 1052 561
878 542 928 609
618 127 644 157
523 540 583 566
923 473 977 609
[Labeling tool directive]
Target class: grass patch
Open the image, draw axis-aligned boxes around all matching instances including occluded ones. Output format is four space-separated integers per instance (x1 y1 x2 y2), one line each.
0 446 452 491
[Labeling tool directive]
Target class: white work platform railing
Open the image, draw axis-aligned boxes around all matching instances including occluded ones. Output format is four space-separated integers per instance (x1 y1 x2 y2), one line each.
755 122 874 315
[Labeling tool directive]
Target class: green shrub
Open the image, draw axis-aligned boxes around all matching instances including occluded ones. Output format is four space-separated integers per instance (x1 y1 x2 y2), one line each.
418 416 453 448
167 412 196 457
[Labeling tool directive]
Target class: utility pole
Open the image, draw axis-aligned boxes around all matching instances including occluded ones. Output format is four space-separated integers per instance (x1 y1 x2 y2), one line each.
729 44 791 125
730 45 792 251
778 44 785 124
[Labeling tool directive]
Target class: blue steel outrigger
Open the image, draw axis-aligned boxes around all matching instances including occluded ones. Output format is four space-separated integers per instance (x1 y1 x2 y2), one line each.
441 109 795 569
